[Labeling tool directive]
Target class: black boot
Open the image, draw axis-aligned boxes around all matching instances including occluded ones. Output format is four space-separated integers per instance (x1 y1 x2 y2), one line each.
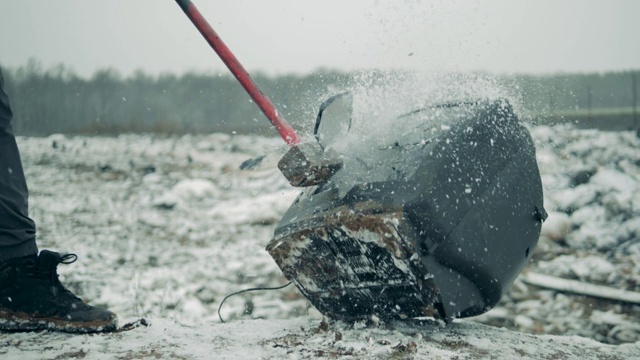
0 250 117 332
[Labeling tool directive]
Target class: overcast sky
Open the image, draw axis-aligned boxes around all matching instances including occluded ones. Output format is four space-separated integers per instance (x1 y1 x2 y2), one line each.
1 0 638 78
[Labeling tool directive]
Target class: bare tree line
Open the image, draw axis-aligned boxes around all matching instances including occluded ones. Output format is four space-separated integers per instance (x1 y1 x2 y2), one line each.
2 60 638 136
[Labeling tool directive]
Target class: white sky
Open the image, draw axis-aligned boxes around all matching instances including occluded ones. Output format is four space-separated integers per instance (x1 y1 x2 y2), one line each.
0 0 638 78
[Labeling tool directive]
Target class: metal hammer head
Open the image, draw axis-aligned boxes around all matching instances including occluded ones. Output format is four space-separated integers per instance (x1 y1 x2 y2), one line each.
278 142 343 187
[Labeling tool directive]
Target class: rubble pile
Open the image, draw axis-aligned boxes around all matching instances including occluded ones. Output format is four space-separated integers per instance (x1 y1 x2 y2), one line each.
15 124 640 345
472 125 640 344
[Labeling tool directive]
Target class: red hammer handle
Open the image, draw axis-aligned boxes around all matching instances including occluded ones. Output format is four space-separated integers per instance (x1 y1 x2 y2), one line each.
175 0 301 146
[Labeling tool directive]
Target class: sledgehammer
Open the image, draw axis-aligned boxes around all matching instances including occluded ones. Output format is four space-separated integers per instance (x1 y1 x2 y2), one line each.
175 0 342 187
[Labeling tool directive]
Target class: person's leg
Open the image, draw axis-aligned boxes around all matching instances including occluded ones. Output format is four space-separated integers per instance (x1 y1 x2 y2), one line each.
0 67 38 263
0 67 117 332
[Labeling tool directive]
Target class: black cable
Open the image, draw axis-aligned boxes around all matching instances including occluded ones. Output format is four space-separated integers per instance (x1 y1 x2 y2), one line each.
218 281 293 323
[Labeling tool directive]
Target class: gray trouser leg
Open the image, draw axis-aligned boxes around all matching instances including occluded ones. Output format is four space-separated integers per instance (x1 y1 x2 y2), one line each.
0 67 38 263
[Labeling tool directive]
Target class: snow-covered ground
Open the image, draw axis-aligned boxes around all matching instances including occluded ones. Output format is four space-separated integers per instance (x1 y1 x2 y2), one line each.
472 125 640 345
2 124 639 359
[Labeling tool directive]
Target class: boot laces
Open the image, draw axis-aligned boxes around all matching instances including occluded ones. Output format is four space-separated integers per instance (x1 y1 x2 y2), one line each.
49 253 79 298
24 253 81 300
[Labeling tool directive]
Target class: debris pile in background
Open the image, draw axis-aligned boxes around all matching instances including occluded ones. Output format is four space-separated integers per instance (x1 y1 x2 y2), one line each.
472 125 640 344
15 124 640 345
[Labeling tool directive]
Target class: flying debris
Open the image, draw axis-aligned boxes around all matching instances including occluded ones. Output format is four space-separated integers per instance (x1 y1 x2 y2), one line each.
176 0 545 323
268 98 546 322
